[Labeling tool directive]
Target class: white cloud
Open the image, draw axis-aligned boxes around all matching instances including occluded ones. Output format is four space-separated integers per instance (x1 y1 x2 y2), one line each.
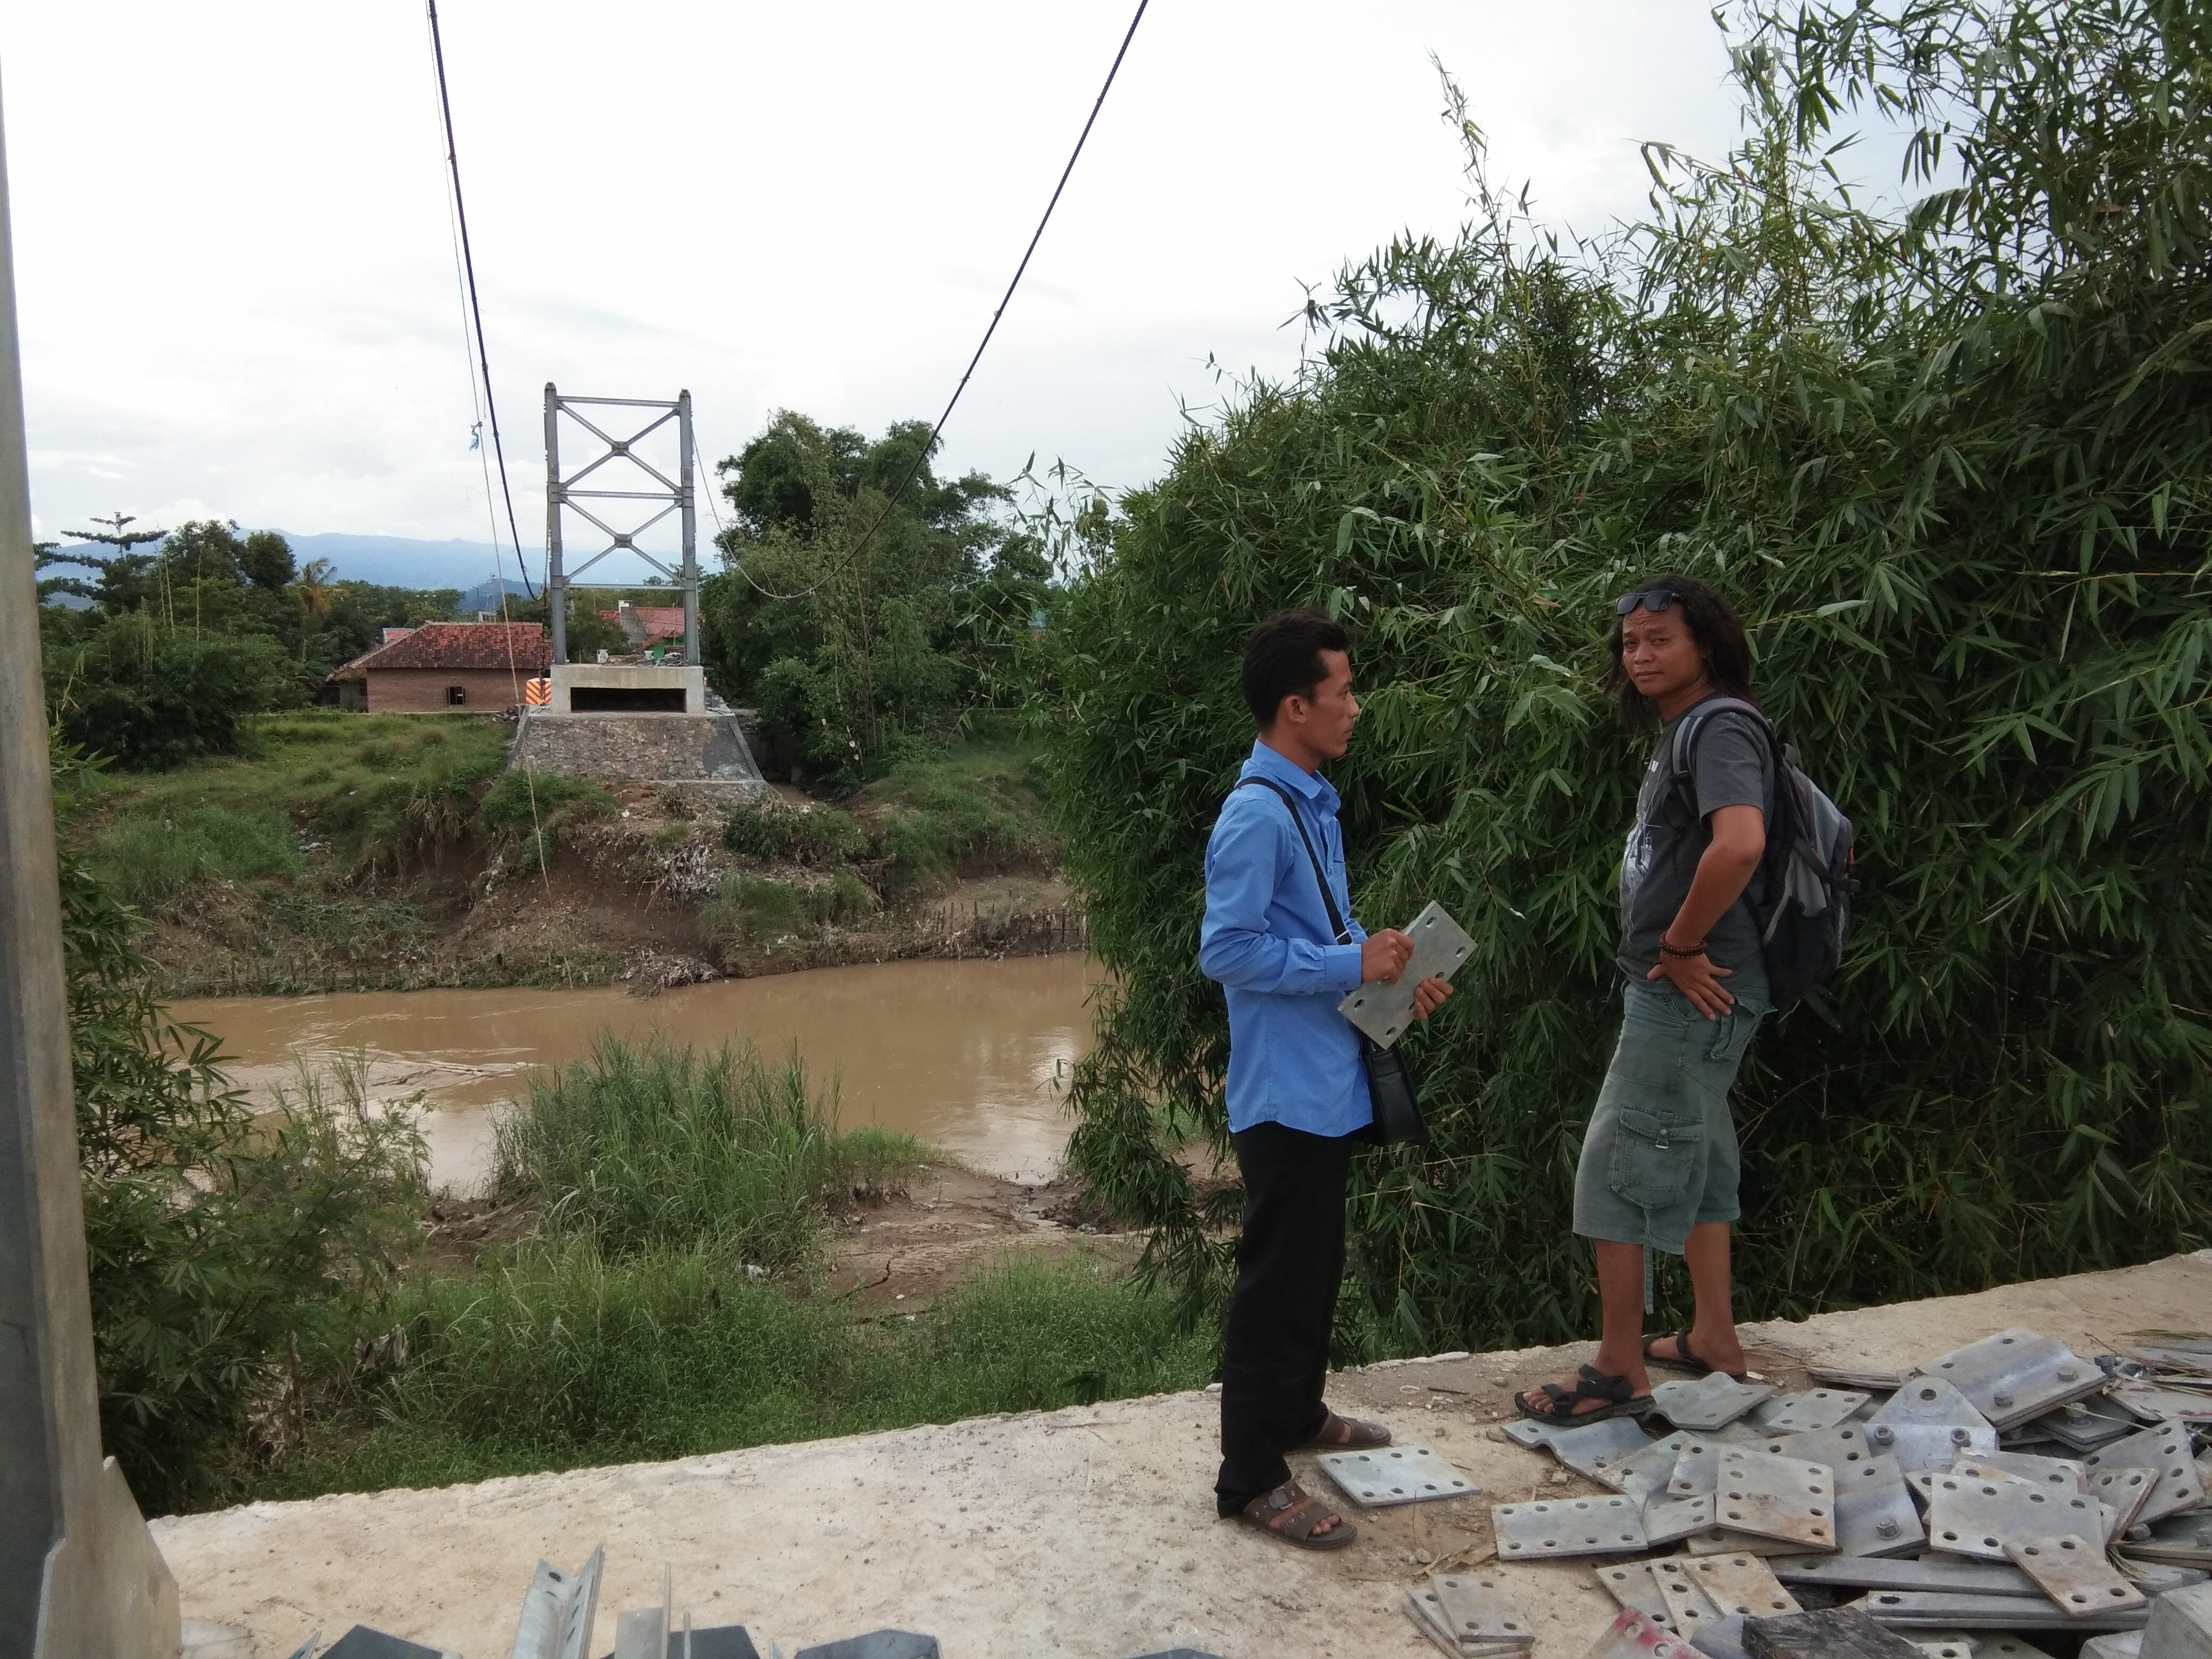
4 0 1754 580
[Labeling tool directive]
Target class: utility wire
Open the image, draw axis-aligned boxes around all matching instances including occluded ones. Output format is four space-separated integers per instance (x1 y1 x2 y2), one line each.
427 0 533 599
729 0 1149 602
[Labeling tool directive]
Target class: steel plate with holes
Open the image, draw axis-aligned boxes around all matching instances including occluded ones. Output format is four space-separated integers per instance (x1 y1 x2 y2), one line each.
2108 1383 2212 1426
1652 1375 1775 1432
1979 1639 2057 1659
1714 1448 1838 1549
1320 1444 1476 1507
1755 1392 1873 1436
1911 1639 1976 1659
1608 1433 1695 1502
1654 1560 1725 1637
2081 1421 2208 1524
1501 1420 1549 1452
1584 1610 1699 1659
1494 1496 1648 1557
2093 1468 2156 1538
2034 1395 2140 1452
1851 1590 2151 1632
1865 1379 2000 1472
1968 1451 2089 1493
2005 1534 2148 1618
1925 1472 2099 1560
1764 1425 1878 1470
1597 1562 1675 1628
1918 1329 2105 1431
2129 1511 2212 1566
1671 1441 1722 1498
1835 1454 1923 1557
1809 1367 1907 1392
1405 1588 1458 1658
1775 1556 2039 1595
1685 1528 1829 1558
1687 1554 1803 1618
1429 1574 1534 1648
1542 1415 1657 1481
1643 1493 1718 1545
1337 903 1473 1046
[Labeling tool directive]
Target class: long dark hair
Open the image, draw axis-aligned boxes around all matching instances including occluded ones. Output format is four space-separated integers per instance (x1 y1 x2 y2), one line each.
1604 573 1756 728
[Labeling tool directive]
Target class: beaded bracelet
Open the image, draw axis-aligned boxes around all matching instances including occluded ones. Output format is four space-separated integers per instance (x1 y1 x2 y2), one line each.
1658 937 1708 958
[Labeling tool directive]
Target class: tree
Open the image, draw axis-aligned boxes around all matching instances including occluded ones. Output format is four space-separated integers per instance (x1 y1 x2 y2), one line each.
700 411 1010 780
1044 3 2212 1351
238 530 296 592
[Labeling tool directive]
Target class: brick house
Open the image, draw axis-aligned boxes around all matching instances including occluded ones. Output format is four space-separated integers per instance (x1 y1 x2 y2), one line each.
328 622 552 713
598 600 686 648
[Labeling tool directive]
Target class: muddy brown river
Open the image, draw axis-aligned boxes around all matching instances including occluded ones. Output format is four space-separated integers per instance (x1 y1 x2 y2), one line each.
170 955 1101 1194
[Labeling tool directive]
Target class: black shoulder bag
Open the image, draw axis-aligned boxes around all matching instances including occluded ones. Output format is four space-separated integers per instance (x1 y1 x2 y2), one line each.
1234 778 1429 1147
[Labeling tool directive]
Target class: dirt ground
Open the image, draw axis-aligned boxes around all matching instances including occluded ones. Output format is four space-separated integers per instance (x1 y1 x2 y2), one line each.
160 1250 2212 1659
823 1166 1142 1305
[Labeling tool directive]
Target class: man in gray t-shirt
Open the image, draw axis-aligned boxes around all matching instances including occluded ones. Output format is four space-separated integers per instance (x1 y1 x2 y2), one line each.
1514 576 1777 1426
1619 706 1773 995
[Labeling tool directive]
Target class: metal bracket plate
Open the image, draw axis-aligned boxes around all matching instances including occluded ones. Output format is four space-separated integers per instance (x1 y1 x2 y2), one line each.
1918 1329 2104 1431
1763 1425 1881 1472
2004 1534 2148 1619
1320 1444 1478 1507
1687 1554 1803 1618
1714 1447 1839 1550
1852 1590 2151 1633
1429 1574 1535 1648
1925 1470 2100 1560
2032 1394 2140 1452
1338 903 1473 1046
1670 1440 1723 1498
1597 1562 1676 1629
1581 1610 1701 1659
1865 1378 1999 1471
1835 1454 1923 1557
1755 1392 1873 1436
1606 1432 1696 1503
2108 1382 2212 1426
2128 1510 2212 1566
1653 1558 1727 1640
2081 1421 2208 1524
1685 1528 1831 1558
1545 1415 1659 1481
1494 1496 1649 1559
1643 1493 1718 1546
2092 1467 2156 1539
1652 1375 1776 1432
1775 1557 2039 1595
1967 1451 2088 1493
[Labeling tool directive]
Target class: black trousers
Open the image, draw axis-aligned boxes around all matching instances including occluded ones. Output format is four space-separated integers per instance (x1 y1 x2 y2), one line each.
1213 1119 1357 1515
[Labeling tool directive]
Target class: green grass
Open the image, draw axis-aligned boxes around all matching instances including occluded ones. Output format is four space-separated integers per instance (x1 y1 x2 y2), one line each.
722 795 869 865
847 738 1053 895
270 1246 1216 1497
491 1035 917 1269
84 800 301 904
699 870 875 945
61 710 515 893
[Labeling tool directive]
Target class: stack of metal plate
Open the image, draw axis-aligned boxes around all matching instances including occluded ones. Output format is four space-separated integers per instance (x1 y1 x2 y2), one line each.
1406 1572 1538 1658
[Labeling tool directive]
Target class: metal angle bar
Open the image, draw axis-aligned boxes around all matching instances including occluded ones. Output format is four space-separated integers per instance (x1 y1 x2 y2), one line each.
1849 1591 2150 1633
565 546 677 582
1775 1556 2040 1595
556 405 623 450
565 489 681 502
557 396 683 409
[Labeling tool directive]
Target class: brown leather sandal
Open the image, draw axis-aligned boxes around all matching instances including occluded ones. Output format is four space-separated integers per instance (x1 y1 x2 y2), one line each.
1235 1479 1358 1551
1296 1411 1392 1450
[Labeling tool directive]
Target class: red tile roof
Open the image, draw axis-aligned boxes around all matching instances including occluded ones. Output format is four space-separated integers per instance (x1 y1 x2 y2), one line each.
329 622 551 680
601 605 686 641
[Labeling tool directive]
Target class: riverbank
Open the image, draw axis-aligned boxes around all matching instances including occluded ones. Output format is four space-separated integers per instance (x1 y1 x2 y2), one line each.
158 1250 2212 1659
59 711 1075 997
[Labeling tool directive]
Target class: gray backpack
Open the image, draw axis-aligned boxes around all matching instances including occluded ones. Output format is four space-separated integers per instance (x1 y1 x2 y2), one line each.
1670 697 1856 1006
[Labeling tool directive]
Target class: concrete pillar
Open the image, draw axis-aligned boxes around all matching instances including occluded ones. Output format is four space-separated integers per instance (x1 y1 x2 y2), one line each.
0 72 181 1659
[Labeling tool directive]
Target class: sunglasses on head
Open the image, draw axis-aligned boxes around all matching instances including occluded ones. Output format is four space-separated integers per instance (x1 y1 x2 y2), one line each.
1614 586 1680 616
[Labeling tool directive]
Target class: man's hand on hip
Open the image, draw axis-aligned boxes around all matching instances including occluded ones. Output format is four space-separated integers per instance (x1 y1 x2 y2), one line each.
1360 929 1414 984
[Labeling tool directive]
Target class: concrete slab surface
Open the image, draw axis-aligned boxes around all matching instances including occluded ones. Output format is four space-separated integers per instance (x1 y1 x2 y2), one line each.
155 1252 2212 1659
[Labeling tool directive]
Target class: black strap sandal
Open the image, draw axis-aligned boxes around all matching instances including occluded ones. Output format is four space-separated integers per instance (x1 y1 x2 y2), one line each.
1514 1363 1654 1425
1641 1329 1749 1382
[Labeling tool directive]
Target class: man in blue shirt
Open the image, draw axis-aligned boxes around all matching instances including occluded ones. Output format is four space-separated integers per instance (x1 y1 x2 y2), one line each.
1200 608 1451 1551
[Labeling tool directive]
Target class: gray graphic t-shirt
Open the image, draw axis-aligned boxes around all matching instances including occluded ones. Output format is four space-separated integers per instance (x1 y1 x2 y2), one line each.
1618 703 1773 986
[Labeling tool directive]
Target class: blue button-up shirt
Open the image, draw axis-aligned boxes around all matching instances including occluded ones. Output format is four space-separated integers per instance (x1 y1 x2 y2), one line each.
1199 740 1372 1137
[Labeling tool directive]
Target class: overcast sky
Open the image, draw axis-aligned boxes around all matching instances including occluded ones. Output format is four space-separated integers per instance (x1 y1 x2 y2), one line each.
5 1 1764 582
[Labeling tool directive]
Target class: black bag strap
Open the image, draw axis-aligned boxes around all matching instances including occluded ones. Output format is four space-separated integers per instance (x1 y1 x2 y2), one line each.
1233 776 1351 945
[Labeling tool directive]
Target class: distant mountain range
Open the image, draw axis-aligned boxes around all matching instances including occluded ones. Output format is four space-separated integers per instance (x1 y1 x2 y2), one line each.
278 532 534 592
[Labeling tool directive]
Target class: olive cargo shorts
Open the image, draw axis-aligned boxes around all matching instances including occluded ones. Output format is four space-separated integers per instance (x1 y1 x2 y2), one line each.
1572 979 1769 1254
